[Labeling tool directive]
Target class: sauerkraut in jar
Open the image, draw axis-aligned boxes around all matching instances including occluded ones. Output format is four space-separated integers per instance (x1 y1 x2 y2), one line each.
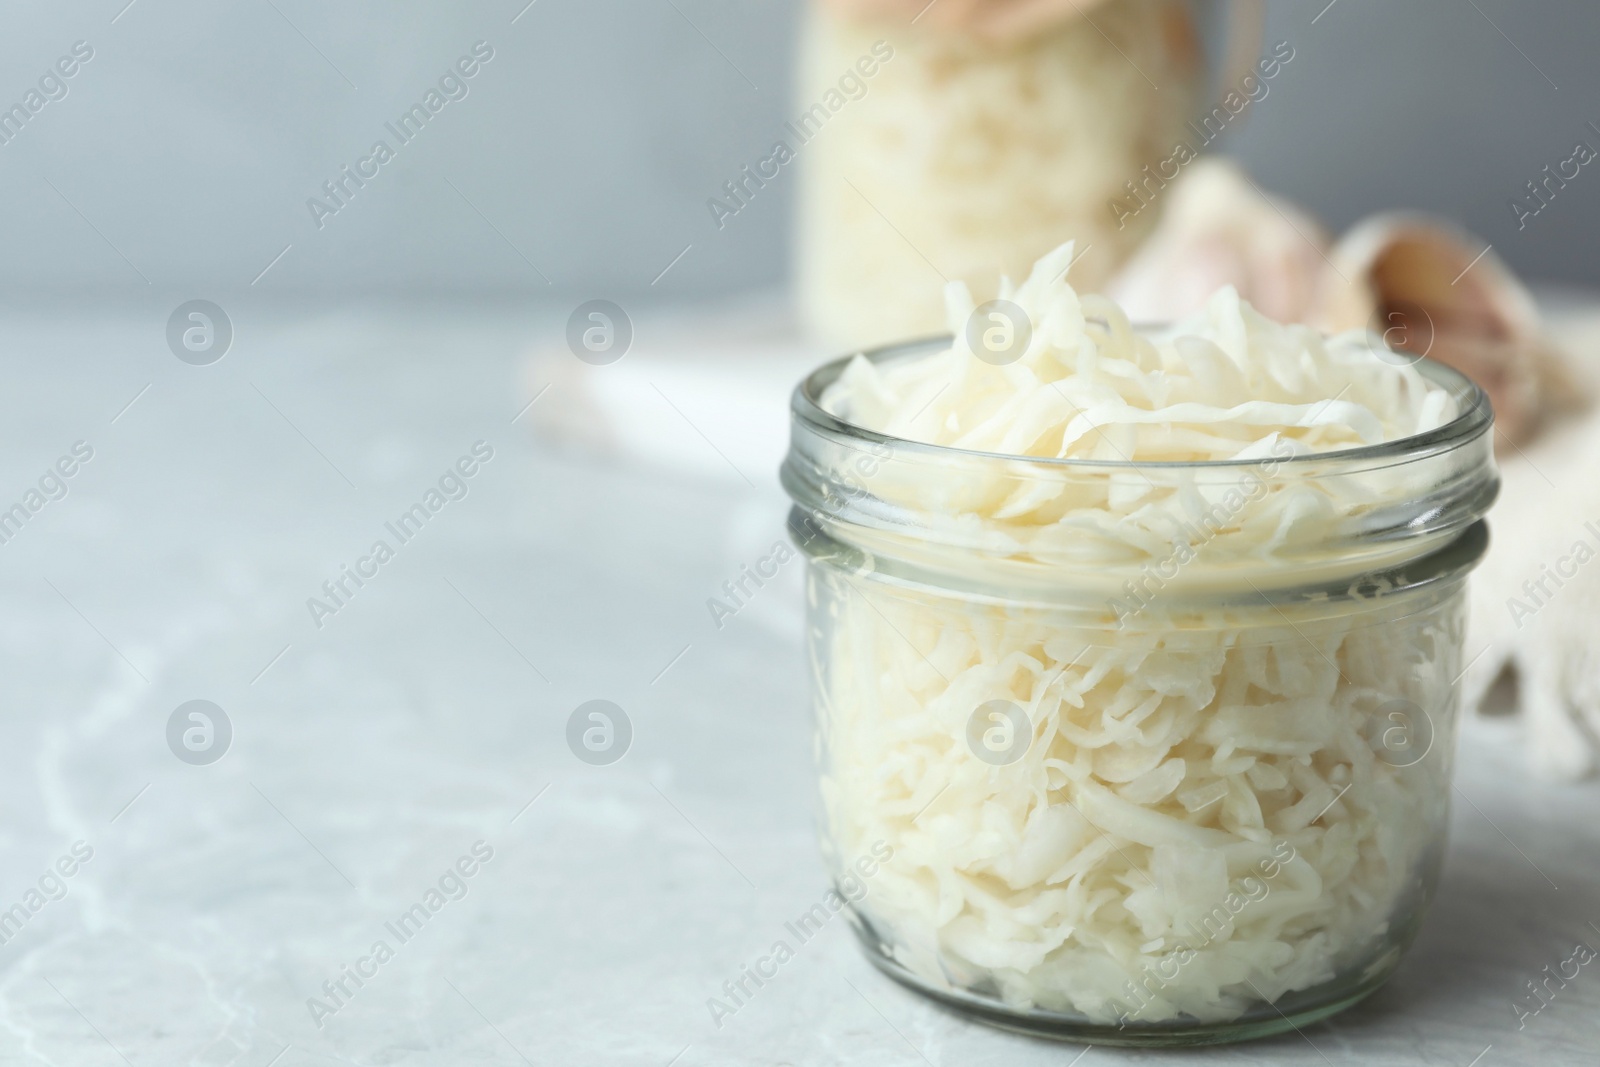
795 0 1202 349
780 243 1497 1045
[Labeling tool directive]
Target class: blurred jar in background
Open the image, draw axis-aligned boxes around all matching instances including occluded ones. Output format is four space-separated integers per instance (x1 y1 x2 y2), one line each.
797 0 1204 349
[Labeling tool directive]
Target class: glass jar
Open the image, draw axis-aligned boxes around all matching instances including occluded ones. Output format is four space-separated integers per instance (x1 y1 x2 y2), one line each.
781 337 1497 1046
794 0 1205 350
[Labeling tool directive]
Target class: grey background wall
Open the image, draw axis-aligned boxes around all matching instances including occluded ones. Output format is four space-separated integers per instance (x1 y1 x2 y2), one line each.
0 0 1594 300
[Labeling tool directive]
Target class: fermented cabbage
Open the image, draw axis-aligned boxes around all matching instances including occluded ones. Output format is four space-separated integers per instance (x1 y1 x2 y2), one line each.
806 243 1466 1026
823 241 1457 469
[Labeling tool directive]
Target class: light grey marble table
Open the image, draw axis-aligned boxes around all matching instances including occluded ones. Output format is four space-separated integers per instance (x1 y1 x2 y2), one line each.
0 301 1594 1067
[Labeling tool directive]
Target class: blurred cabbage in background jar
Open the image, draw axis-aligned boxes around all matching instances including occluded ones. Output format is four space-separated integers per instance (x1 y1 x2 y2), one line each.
797 0 1204 349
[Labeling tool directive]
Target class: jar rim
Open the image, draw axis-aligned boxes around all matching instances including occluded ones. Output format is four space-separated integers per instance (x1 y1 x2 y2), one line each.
791 334 1495 471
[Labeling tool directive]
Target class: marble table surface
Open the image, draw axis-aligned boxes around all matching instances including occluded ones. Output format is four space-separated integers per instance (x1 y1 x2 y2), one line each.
0 300 1595 1067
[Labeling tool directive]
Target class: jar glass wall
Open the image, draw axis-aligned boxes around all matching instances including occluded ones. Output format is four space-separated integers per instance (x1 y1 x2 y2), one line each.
782 338 1496 1046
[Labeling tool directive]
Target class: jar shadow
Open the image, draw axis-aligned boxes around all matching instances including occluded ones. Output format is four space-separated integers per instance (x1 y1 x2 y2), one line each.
1313 826 1595 1046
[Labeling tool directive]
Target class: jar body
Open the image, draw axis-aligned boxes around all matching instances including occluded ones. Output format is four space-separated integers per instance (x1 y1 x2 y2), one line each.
783 336 1497 1045
800 538 1469 1045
